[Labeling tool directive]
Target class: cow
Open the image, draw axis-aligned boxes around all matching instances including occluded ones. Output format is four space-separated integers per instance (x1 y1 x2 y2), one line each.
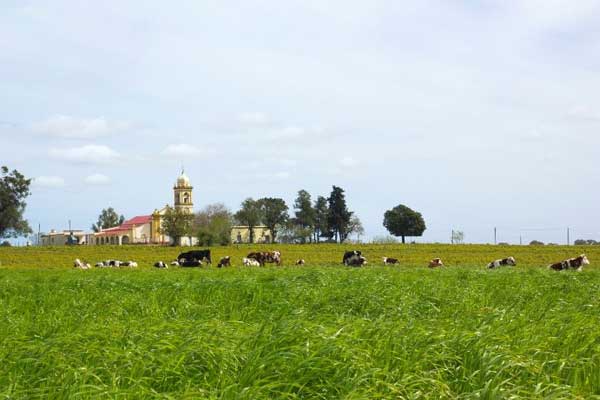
247 251 282 266
180 259 202 267
382 257 399 265
154 261 168 268
217 256 231 268
346 255 367 267
73 259 91 269
295 259 305 265
121 261 138 268
487 256 517 269
428 258 444 268
242 257 261 267
170 260 180 266
548 254 590 271
177 249 211 265
343 250 362 265
105 260 121 267
95 261 108 268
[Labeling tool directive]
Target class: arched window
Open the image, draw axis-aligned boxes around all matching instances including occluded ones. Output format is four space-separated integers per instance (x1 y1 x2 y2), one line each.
183 192 190 204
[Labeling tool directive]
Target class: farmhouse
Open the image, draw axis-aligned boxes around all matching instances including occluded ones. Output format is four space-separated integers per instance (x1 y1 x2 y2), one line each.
41 171 269 246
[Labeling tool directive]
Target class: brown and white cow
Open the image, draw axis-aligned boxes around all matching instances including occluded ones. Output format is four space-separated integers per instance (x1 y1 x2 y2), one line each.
428 258 444 268
247 251 282 266
242 257 261 267
487 256 516 269
382 257 399 265
548 254 590 271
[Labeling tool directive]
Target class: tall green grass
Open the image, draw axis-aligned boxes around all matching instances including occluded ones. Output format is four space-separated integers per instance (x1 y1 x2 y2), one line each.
1 265 599 398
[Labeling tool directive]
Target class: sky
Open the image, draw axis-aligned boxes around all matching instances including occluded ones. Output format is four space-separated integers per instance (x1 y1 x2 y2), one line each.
1 0 599 245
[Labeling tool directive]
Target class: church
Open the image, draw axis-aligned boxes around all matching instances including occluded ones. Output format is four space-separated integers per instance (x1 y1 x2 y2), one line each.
91 171 197 246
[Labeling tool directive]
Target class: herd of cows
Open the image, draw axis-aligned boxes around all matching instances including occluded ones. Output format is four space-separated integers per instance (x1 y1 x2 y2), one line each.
72 250 591 271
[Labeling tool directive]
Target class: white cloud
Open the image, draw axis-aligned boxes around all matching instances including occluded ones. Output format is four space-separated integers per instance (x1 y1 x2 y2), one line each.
162 143 209 157
567 105 600 121
84 173 111 185
49 145 120 164
32 115 130 139
340 156 358 167
34 176 65 188
238 112 270 125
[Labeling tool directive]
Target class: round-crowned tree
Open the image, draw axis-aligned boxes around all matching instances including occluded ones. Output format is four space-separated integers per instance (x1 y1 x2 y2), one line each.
383 204 426 244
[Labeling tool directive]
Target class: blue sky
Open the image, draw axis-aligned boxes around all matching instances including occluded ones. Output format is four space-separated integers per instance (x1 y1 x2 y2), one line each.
2 1 599 244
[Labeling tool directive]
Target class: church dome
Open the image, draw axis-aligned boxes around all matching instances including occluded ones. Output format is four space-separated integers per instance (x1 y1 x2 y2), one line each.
176 171 190 187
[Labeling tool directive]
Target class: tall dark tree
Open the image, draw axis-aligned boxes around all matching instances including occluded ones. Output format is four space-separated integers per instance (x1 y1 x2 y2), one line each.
160 206 194 246
313 196 330 243
92 207 125 232
383 204 426 244
258 197 289 243
234 198 263 244
293 189 316 243
327 186 353 243
194 203 233 246
0 166 32 239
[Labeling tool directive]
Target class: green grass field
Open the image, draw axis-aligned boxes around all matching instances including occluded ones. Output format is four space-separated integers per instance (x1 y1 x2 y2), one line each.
1 244 599 399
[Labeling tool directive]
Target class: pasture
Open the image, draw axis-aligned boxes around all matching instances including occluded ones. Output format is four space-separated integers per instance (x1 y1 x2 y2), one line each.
1 244 600 399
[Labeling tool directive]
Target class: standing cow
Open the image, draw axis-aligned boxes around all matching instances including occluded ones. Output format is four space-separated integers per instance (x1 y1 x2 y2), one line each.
177 249 211 265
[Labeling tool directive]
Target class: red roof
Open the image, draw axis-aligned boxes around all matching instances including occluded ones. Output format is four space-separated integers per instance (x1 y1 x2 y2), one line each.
96 215 151 236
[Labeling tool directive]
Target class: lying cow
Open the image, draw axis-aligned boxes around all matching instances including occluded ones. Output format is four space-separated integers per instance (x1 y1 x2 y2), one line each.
217 256 231 268
346 255 367 267
180 259 202 267
343 250 362 265
428 258 444 268
73 259 91 269
242 257 261 267
170 260 180 266
95 261 109 268
177 249 211 264
548 254 589 271
487 256 517 269
104 260 121 267
382 257 399 265
121 261 138 268
247 251 282 266
295 259 305 265
154 261 168 269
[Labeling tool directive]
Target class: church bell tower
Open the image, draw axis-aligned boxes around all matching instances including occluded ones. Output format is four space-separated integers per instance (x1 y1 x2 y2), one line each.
174 170 193 213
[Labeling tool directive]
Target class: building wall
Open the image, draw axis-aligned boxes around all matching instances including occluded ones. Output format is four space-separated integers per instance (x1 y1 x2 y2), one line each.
231 226 272 244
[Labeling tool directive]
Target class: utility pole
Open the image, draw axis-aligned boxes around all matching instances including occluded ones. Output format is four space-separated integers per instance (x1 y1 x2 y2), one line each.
567 227 570 245
519 235 522 246
38 223 41 246
451 229 454 244
494 227 497 245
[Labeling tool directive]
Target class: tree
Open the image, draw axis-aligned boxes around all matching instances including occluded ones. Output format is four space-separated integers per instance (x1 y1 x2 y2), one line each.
451 230 465 244
529 240 544 246
258 197 289 243
0 166 32 239
313 196 330 243
292 190 316 243
327 186 352 243
383 204 426 244
347 215 365 242
160 206 194 246
194 203 233 246
234 198 263 244
92 207 125 232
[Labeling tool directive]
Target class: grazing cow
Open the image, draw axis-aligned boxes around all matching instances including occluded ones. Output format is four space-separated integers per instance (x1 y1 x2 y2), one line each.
242 257 261 267
382 257 399 265
346 255 367 267
343 250 362 265
295 259 305 265
154 261 168 269
73 259 91 269
428 258 444 268
247 251 282 266
177 249 211 264
217 256 231 268
548 254 590 271
487 256 517 269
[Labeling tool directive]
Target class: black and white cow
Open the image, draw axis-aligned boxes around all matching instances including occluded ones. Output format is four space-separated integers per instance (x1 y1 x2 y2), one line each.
154 261 168 268
548 254 590 271
382 257 399 265
487 256 517 269
73 259 91 269
295 259 305 265
217 256 231 268
343 250 362 265
177 249 211 265
242 257 261 267
346 255 367 267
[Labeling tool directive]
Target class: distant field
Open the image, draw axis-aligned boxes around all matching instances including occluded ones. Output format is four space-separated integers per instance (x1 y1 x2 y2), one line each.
1 245 599 398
